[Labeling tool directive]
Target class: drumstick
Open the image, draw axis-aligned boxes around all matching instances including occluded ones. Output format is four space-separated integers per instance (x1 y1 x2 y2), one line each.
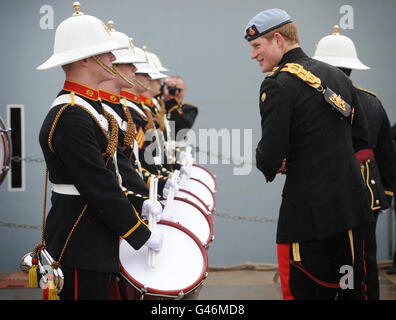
164 170 179 213
148 176 157 268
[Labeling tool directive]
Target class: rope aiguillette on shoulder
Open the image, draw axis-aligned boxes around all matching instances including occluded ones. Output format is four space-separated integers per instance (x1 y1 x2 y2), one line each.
267 63 352 118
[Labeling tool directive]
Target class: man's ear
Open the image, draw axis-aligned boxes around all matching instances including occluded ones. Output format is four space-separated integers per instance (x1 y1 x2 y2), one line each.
78 58 90 68
274 32 284 48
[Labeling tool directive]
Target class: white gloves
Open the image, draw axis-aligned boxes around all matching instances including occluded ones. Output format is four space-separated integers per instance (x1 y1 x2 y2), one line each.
179 151 192 165
144 229 164 252
160 209 175 222
141 199 163 222
180 165 192 179
162 178 179 199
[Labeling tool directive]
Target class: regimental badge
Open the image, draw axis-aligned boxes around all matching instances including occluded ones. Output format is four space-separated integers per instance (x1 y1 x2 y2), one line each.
136 127 145 149
261 92 266 102
323 87 351 117
246 25 259 38
110 95 117 102
86 89 94 97
329 93 346 112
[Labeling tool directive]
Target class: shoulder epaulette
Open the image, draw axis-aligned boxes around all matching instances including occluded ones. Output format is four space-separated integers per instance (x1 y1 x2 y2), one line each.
357 87 377 97
182 102 198 109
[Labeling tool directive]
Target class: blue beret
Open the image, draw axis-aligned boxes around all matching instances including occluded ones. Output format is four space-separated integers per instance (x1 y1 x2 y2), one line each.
244 8 292 41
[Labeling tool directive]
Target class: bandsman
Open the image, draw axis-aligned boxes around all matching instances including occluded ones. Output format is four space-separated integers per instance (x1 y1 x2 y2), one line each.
313 26 396 299
37 3 163 300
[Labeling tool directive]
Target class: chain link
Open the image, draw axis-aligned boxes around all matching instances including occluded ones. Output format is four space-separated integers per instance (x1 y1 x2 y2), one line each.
0 221 41 230
11 156 45 163
213 211 277 223
194 146 256 166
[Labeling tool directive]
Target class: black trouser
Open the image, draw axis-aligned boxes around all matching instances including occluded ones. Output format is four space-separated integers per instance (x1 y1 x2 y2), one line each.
59 265 113 300
278 226 367 300
363 213 379 300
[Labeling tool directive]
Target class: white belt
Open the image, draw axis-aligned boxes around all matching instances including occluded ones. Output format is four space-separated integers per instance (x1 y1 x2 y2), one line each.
51 184 80 196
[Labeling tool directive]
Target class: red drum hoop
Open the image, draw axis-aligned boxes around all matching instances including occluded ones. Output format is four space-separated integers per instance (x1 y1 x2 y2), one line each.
191 164 217 192
179 178 216 213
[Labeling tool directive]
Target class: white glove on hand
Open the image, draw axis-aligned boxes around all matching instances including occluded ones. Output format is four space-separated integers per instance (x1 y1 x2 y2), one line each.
180 165 192 179
162 178 179 199
145 229 164 252
160 209 175 222
141 199 162 222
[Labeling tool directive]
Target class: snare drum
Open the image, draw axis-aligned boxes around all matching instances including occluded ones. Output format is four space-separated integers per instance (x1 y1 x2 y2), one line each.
0 116 12 186
163 197 214 248
179 178 216 213
119 221 208 300
190 164 217 193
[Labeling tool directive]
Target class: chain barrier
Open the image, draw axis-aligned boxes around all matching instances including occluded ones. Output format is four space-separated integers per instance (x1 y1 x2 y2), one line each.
0 211 276 232
213 212 277 223
193 145 256 166
0 221 41 230
11 156 45 163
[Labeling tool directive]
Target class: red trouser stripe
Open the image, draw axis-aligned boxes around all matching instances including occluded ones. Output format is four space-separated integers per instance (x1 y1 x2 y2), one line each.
277 244 295 300
74 269 78 300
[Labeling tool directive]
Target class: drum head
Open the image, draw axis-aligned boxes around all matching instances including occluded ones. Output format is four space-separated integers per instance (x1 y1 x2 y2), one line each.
120 221 208 295
176 189 211 215
180 178 215 213
163 197 213 247
0 117 12 185
190 164 217 192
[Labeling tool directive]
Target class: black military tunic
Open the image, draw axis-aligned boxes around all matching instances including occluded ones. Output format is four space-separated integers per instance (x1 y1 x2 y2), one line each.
99 89 151 199
164 97 198 137
120 91 168 193
255 47 373 244
355 87 396 208
39 81 151 274
354 87 396 299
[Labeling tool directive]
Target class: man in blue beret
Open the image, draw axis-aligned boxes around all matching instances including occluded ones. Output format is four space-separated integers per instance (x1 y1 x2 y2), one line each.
244 8 373 300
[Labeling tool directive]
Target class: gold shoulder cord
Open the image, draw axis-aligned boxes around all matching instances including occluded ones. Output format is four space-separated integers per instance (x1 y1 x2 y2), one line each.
37 95 119 273
121 98 136 151
141 102 155 131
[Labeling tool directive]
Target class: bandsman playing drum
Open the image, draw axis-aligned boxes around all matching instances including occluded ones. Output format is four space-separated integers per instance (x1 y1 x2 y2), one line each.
37 3 163 300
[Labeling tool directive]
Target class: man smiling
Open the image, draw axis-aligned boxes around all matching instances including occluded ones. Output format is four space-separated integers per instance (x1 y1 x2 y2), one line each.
245 8 373 300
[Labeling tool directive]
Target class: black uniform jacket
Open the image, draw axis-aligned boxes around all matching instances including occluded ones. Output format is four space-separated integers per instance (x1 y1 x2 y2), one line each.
165 98 198 136
256 48 373 243
120 92 168 193
355 88 396 208
99 93 151 202
39 88 151 273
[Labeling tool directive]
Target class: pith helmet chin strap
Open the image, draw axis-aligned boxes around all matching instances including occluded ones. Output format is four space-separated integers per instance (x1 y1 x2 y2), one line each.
112 64 137 88
134 76 151 91
92 55 117 75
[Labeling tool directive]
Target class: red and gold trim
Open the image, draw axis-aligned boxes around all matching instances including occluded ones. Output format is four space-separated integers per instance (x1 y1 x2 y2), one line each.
139 95 153 107
63 80 99 100
120 90 140 103
99 90 120 104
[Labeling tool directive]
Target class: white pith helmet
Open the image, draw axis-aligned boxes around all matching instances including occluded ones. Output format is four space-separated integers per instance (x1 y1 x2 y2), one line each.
134 45 166 79
106 21 145 65
148 52 169 72
146 51 169 80
313 25 370 70
37 2 127 70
